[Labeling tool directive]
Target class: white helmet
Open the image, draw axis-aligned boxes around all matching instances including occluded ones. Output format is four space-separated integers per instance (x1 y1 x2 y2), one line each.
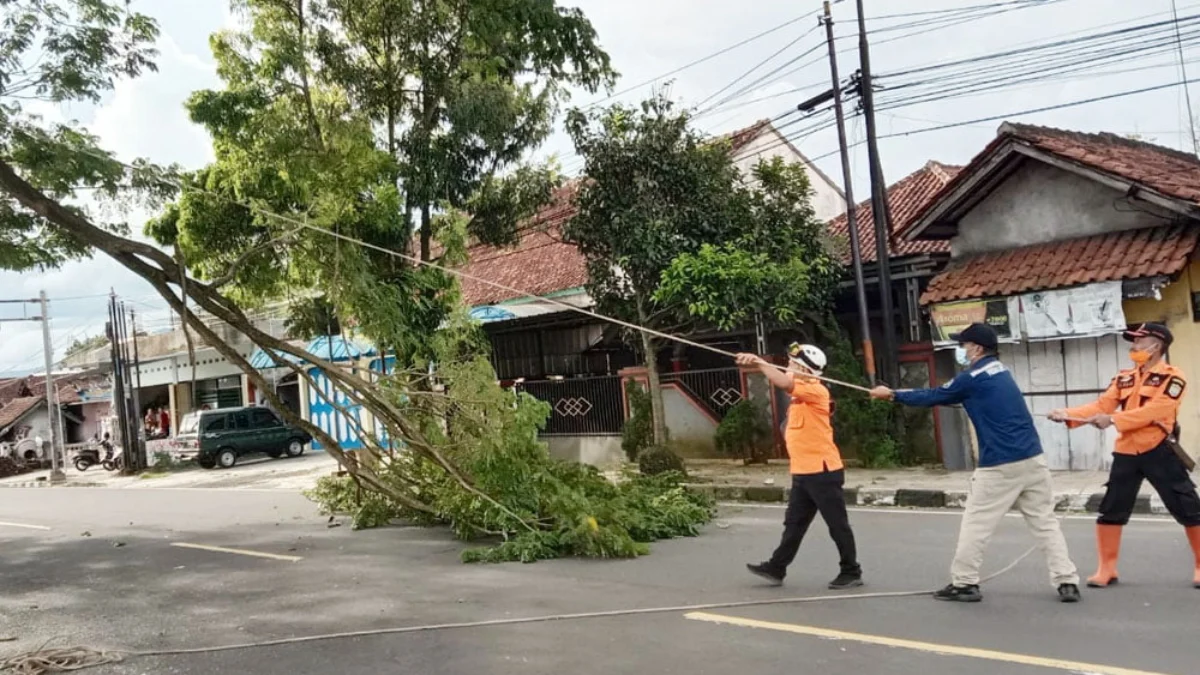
788 342 827 375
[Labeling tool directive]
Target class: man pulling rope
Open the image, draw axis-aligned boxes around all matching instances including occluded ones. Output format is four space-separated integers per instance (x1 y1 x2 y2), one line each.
869 323 1082 604
736 342 865 591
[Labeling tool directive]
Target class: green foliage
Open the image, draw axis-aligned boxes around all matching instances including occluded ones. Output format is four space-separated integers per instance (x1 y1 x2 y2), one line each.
621 379 654 461
636 446 685 477
64 334 108 358
654 157 839 331
305 350 714 562
0 0 170 273
817 318 899 468
714 400 773 464
564 96 745 331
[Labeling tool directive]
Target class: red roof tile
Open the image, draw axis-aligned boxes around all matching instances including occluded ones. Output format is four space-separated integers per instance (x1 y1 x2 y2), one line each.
827 161 959 263
902 123 1200 243
1002 123 1200 204
920 224 1200 304
458 119 779 306
0 397 43 432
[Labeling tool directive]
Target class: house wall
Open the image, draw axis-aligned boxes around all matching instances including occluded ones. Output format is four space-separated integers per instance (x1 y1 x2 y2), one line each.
546 436 624 467
73 401 110 441
952 161 1174 257
732 128 847 223
1124 260 1200 459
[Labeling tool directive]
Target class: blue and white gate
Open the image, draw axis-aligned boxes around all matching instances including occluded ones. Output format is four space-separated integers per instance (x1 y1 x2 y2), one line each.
306 366 365 451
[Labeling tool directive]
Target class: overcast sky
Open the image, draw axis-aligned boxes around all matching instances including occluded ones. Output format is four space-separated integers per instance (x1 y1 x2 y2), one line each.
1 0 1194 374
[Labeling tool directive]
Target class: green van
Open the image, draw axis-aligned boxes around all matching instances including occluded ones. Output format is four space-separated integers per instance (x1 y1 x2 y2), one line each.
174 406 313 469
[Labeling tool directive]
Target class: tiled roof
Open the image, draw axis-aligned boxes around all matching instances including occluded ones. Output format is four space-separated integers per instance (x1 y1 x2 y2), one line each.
0 397 43 432
725 119 772 155
1001 123 1200 204
902 123 1200 243
0 373 103 408
920 224 1200 304
458 181 589 306
826 161 959 263
458 119 778 306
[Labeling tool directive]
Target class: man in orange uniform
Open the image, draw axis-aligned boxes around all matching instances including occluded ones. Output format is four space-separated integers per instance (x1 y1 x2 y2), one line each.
736 343 863 590
1050 323 1200 589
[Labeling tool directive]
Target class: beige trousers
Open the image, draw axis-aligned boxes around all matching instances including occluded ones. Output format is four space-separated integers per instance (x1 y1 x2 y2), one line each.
951 454 1079 587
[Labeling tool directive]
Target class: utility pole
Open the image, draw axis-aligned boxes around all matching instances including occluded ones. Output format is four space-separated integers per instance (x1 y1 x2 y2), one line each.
855 0 899 386
820 0 875 384
0 293 65 481
38 292 65 482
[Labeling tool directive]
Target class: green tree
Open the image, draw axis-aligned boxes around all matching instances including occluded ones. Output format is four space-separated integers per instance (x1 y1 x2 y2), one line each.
564 97 839 445
64 334 108 359
144 0 614 362
655 158 840 332
0 0 703 554
563 96 748 445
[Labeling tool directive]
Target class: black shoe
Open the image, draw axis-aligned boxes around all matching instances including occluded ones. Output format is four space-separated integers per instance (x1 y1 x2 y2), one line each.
933 584 982 602
746 563 784 586
828 572 864 590
1058 583 1081 603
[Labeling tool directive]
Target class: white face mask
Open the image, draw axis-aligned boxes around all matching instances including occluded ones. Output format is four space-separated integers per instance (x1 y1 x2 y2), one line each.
954 346 971 367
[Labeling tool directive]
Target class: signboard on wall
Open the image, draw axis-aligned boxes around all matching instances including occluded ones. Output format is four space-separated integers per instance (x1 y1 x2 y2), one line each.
1022 281 1125 339
930 299 1014 343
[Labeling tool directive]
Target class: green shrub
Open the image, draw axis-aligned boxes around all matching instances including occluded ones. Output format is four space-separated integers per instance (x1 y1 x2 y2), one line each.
621 379 654 461
714 400 773 464
637 445 685 477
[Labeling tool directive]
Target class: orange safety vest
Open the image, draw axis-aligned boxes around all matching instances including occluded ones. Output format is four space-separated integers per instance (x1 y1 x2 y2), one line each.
1065 360 1188 455
784 377 844 474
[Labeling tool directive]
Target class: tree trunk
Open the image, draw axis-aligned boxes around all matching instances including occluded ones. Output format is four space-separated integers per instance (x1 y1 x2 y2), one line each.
638 329 668 447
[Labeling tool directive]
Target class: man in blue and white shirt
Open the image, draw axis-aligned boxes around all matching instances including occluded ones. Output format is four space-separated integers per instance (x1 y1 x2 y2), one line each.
870 323 1081 604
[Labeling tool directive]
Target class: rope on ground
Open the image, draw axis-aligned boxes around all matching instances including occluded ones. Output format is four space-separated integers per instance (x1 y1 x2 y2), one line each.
1 482 1099 674
0 646 123 673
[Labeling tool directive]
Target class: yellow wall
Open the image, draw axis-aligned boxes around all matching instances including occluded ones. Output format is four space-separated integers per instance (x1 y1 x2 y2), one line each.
1123 260 1200 457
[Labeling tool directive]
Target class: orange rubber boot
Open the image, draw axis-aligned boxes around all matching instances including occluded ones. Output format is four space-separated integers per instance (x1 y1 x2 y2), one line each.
1187 526 1200 589
1087 524 1122 588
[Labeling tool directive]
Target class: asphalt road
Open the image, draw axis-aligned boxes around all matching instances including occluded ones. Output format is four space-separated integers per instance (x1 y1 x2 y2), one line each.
2 487 1198 675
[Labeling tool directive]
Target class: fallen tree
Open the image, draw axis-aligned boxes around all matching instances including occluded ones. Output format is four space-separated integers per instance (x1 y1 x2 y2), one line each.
0 0 712 562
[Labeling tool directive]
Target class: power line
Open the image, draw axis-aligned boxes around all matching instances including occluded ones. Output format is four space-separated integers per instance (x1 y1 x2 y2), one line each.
1171 0 1199 154
579 9 822 110
801 75 1200 165
692 24 823 112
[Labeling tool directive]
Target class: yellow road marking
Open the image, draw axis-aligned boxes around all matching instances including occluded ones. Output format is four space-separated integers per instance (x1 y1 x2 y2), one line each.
171 542 302 562
684 612 1172 675
0 520 51 530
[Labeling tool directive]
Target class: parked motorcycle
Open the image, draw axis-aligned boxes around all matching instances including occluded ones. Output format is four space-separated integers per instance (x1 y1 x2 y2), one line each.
102 450 123 472
73 447 101 472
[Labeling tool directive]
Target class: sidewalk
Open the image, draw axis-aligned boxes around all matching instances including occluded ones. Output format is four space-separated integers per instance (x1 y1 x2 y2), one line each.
0 452 341 491
1 454 1170 516
684 460 1165 515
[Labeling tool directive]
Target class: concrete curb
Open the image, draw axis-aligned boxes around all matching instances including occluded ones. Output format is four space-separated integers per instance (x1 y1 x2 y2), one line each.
685 483 1172 515
0 479 106 488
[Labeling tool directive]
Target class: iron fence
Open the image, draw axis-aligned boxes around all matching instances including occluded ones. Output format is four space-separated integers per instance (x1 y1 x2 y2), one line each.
661 367 744 420
517 375 625 436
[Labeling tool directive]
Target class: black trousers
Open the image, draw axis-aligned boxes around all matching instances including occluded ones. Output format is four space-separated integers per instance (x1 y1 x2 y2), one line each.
1097 443 1200 527
768 469 861 576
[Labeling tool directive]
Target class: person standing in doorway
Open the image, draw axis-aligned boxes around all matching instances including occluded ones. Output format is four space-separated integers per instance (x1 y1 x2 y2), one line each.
1050 322 1200 589
870 323 1081 603
737 342 864 590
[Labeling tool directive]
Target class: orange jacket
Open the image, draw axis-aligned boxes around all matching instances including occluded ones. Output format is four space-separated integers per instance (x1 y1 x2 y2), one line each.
1064 360 1187 455
784 376 843 475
